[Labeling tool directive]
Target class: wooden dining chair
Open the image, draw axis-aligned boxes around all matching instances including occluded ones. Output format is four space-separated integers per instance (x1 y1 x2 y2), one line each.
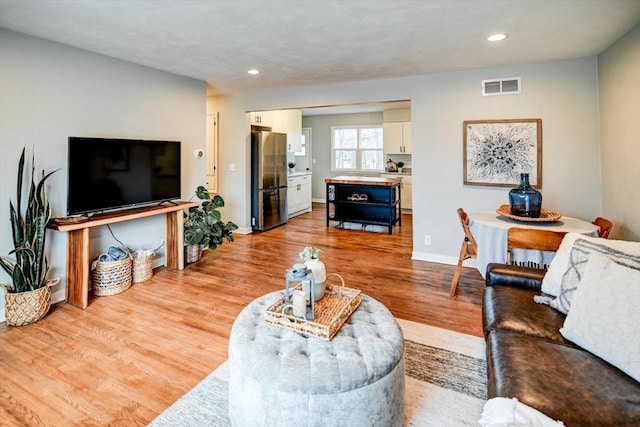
506 228 567 269
450 208 478 297
592 217 613 239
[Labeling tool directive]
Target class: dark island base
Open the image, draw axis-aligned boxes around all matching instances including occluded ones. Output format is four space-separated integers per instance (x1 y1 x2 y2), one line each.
325 177 402 234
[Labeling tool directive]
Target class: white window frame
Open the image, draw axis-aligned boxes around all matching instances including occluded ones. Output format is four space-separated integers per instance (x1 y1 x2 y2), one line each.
330 125 384 173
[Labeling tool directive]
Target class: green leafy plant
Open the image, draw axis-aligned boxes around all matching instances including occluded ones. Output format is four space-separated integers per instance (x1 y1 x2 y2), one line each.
288 162 296 169
396 161 405 169
0 148 58 293
184 186 238 250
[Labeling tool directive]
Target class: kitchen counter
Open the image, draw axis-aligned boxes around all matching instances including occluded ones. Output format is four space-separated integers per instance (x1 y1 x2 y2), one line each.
379 172 412 176
325 175 402 186
289 171 311 177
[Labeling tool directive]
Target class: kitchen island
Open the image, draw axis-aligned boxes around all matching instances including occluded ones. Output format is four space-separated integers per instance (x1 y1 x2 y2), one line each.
325 176 402 234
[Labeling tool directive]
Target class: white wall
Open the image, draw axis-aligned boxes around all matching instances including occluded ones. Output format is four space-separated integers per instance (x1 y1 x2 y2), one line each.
213 57 603 264
0 29 206 318
302 112 384 200
598 23 640 241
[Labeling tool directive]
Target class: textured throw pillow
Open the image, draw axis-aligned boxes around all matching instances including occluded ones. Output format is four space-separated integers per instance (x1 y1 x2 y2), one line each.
541 233 583 297
536 236 640 313
547 239 640 314
560 252 640 383
541 233 640 297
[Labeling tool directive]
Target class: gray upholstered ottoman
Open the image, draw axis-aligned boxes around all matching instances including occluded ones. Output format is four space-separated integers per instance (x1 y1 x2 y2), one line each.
228 291 405 427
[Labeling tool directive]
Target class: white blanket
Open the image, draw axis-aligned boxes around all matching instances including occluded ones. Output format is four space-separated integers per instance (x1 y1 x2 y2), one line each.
479 397 565 427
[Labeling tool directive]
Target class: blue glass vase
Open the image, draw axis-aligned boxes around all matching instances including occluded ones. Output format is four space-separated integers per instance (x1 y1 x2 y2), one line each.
509 173 542 218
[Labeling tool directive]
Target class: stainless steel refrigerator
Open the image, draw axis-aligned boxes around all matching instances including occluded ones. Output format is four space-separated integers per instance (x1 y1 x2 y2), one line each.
251 130 288 231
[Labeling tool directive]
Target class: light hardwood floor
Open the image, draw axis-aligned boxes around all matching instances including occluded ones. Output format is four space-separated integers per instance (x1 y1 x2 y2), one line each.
0 204 485 426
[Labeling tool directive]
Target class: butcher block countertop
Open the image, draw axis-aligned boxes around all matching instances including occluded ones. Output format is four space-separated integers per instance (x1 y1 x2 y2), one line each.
325 176 402 186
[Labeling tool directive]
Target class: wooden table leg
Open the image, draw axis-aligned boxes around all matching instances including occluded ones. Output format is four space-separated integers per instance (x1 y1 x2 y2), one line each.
66 228 90 309
165 210 185 270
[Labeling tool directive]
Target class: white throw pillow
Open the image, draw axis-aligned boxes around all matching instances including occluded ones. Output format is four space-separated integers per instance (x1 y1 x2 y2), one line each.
548 239 640 314
541 233 584 297
479 397 565 427
560 252 640 383
541 233 640 297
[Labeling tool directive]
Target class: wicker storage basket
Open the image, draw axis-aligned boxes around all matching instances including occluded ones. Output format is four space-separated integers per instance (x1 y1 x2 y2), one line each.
92 255 132 296
185 244 203 264
132 252 154 283
1 278 59 326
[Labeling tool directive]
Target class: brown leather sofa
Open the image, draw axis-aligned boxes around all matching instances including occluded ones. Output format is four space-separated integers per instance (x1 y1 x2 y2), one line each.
483 263 640 426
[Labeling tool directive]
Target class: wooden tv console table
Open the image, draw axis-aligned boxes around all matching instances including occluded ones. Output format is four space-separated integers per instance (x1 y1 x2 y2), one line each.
48 201 198 309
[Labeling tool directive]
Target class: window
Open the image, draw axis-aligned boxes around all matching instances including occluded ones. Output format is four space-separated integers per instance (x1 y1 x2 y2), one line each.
331 126 383 172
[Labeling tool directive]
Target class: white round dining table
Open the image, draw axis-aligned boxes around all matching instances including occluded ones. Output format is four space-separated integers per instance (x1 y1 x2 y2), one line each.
468 211 600 278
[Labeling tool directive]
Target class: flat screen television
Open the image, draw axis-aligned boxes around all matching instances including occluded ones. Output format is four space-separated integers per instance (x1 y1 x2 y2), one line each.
67 137 181 215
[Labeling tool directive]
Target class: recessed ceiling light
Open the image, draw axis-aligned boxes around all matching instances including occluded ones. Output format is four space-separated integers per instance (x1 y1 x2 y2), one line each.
487 33 509 42
247 68 261 75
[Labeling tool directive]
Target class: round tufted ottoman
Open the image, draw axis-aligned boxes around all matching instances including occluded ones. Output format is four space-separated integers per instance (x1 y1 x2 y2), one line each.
228 291 405 427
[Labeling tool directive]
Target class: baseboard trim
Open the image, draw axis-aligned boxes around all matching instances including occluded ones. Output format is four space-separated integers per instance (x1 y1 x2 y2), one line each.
411 251 477 269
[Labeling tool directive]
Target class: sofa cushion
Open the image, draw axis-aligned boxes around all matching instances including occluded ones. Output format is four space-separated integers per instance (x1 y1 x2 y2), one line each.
487 329 640 426
541 233 640 298
538 238 640 314
560 252 640 382
483 286 572 346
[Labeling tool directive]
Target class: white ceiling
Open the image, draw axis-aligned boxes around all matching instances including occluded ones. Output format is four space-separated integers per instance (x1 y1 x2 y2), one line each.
1 0 639 97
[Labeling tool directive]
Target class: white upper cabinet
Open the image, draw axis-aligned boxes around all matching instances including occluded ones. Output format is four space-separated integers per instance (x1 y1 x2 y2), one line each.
383 121 412 154
402 121 412 154
271 109 302 152
250 111 272 127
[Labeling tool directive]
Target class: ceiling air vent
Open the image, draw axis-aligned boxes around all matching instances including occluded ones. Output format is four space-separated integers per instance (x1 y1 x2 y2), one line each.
482 77 521 96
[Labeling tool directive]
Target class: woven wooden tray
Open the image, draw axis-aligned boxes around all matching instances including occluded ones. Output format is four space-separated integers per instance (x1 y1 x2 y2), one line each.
496 204 562 223
264 278 362 341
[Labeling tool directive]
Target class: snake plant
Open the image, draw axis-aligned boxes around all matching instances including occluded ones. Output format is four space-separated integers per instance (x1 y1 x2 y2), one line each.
0 148 58 293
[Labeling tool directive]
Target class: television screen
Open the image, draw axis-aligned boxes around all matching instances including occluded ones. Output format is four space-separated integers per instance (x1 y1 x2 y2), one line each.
67 137 181 215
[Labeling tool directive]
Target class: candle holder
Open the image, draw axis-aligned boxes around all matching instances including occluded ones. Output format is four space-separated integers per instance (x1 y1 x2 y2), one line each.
285 268 315 321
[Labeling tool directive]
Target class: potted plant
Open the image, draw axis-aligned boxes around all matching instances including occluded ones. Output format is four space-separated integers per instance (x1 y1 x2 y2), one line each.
0 148 59 326
396 161 405 173
183 186 238 263
288 162 296 175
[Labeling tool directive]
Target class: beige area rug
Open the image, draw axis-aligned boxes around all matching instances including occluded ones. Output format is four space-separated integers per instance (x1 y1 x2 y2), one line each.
150 319 487 426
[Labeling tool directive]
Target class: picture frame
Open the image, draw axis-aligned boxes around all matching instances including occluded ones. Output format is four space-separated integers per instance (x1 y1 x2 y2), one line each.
463 118 542 188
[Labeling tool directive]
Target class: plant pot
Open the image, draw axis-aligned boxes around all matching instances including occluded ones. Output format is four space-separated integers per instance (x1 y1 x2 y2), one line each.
1 278 59 326
185 244 203 264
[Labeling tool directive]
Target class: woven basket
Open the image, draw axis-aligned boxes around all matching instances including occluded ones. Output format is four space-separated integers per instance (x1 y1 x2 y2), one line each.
1 278 59 326
92 255 132 296
132 252 154 283
185 244 203 264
